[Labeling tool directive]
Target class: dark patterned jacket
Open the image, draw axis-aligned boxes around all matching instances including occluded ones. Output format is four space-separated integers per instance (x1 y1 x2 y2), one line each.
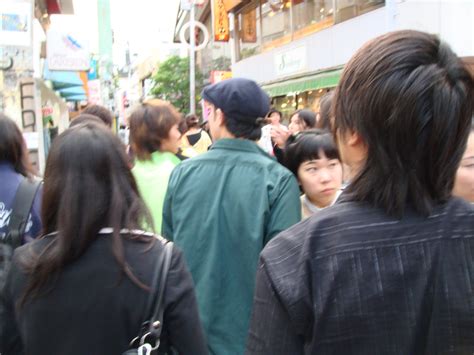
246 195 474 355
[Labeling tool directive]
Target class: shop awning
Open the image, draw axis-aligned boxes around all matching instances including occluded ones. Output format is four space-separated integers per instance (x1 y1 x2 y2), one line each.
262 68 343 97
58 86 86 98
65 94 87 102
43 61 86 90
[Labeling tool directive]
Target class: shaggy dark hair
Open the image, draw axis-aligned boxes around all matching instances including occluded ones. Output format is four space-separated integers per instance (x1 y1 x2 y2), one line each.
333 30 474 217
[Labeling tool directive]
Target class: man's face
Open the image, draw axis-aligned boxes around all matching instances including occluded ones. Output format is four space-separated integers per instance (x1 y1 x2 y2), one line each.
453 132 474 203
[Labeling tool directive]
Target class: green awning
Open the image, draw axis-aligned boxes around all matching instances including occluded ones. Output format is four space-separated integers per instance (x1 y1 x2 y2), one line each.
262 68 342 97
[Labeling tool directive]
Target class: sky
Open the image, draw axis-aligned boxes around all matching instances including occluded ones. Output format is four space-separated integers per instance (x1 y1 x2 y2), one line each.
72 0 181 67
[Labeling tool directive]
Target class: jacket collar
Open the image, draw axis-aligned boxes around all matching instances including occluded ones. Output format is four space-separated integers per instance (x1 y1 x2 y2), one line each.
210 138 267 156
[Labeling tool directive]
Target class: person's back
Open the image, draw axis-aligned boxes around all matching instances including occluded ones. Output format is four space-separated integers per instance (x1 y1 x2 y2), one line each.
246 30 474 354
163 78 301 355
0 122 207 355
249 196 473 354
2 232 201 355
0 114 42 244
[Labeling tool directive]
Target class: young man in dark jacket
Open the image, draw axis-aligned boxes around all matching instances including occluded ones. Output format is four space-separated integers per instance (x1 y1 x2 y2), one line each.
246 30 474 355
162 78 301 355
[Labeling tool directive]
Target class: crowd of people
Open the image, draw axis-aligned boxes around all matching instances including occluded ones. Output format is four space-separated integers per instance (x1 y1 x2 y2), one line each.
0 29 473 355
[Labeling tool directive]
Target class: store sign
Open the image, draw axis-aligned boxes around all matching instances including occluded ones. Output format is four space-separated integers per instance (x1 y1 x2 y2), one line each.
210 70 232 83
223 0 242 11
212 0 229 42
241 8 256 43
47 28 90 71
275 46 307 77
0 1 31 47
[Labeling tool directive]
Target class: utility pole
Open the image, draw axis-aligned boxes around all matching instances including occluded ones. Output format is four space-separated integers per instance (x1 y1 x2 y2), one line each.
190 0 196 114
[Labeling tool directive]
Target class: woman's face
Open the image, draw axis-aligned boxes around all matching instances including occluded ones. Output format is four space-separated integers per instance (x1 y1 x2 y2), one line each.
453 132 474 203
268 112 281 125
297 151 343 208
160 124 182 154
289 114 306 135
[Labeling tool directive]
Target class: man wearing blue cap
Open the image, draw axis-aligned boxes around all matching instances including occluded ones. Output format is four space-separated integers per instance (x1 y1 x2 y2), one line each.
162 78 301 355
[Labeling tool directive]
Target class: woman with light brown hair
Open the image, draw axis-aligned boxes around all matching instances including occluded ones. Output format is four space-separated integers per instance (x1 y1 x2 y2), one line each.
129 102 182 232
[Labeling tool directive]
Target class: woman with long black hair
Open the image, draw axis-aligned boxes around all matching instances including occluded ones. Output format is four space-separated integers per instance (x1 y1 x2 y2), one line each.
0 122 207 355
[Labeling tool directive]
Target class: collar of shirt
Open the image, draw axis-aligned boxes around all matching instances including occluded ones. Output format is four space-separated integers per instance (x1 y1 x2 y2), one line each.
134 151 180 167
210 138 267 156
303 189 343 213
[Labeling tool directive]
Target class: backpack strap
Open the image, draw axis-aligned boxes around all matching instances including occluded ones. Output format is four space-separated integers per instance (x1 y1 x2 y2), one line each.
6 177 42 249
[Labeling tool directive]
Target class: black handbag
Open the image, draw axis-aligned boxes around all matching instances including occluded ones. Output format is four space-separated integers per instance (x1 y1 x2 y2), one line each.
123 240 173 355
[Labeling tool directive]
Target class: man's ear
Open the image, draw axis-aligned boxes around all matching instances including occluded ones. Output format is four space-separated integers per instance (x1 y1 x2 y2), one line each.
215 108 226 127
346 130 363 148
347 130 368 159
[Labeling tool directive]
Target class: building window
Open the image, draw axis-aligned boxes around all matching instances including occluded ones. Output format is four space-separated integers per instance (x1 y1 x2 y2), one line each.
335 0 384 23
234 0 385 61
292 0 334 35
261 0 292 49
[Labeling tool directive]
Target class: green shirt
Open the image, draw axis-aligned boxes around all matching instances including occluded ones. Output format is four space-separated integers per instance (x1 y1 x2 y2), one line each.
132 151 180 233
162 139 301 355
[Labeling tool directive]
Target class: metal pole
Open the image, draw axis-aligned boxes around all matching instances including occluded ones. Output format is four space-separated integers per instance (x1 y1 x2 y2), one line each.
190 0 196 114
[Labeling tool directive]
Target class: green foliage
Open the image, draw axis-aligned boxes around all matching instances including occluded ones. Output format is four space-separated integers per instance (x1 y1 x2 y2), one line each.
151 56 203 114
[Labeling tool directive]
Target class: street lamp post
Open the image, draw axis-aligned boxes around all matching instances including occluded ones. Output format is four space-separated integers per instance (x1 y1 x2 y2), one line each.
190 0 196 114
179 0 209 114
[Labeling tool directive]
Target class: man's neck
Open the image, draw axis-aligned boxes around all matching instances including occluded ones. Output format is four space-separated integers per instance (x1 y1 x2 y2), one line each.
214 127 236 140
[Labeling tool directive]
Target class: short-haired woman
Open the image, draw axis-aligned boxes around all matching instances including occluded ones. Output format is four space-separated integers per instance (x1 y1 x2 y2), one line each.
0 122 207 354
129 102 182 232
285 129 343 219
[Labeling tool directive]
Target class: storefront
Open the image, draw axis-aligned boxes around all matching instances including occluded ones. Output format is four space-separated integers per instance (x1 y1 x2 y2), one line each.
262 66 341 119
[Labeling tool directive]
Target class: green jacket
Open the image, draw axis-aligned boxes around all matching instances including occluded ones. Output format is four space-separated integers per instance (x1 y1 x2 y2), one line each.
132 151 180 233
162 139 301 355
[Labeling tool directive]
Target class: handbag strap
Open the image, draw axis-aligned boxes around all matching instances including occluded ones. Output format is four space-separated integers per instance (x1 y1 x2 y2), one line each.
150 241 173 337
138 241 173 350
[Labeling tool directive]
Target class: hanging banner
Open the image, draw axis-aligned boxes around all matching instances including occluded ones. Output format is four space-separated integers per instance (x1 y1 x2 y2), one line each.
0 1 32 47
212 0 229 42
241 8 256 43
47 27 90 71
87 79 102 105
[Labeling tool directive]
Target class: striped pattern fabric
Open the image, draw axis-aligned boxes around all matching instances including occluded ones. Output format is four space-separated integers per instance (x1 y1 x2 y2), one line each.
246 195 474 355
